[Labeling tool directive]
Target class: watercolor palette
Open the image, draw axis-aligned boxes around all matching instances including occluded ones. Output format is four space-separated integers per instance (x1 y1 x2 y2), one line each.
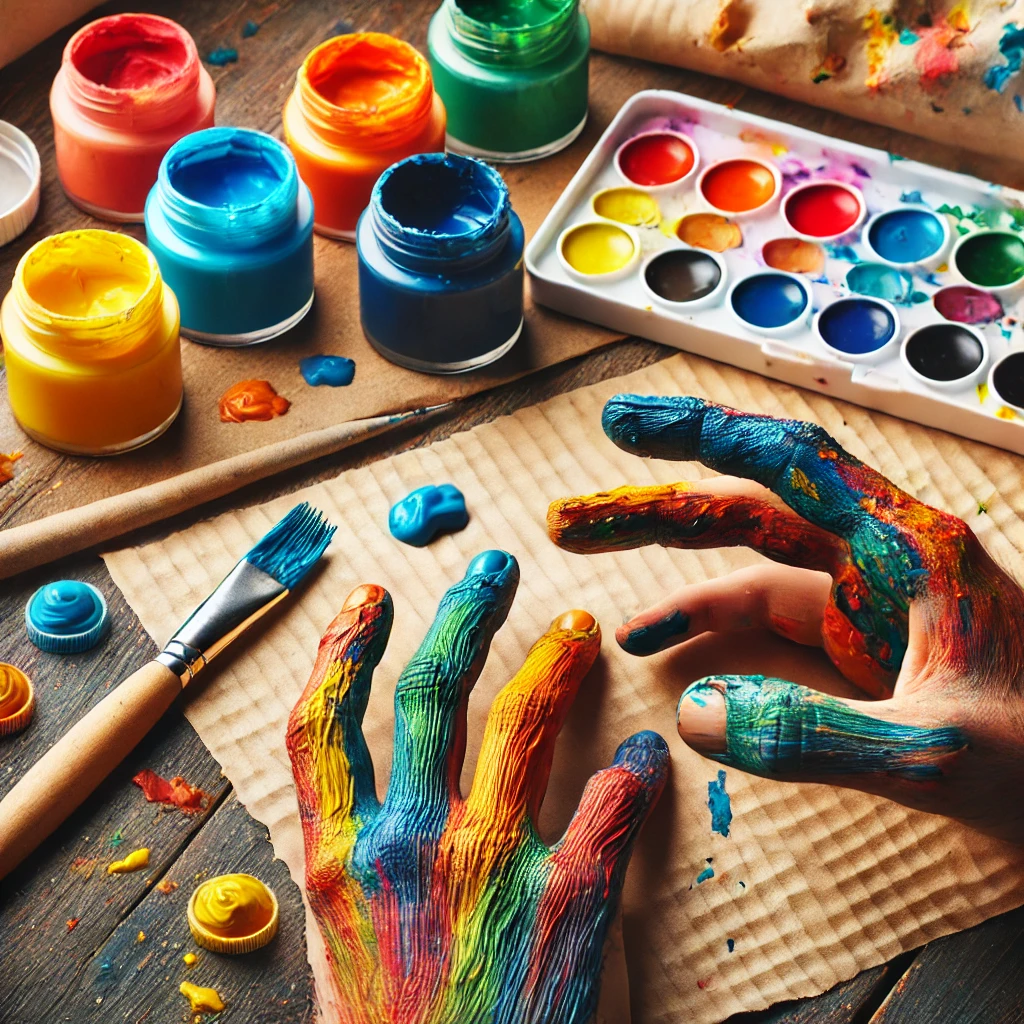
526 90 1024 455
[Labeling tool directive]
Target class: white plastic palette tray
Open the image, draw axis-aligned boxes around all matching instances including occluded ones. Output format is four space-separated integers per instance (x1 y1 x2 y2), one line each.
526 90 1024 454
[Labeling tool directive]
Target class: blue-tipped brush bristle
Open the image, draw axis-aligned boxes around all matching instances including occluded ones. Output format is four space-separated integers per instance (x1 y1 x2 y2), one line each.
244 502 336 590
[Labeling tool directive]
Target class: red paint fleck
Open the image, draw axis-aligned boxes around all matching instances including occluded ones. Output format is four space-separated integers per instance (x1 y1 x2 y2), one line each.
0 451 23 487
155 879 179 894
697 976 713 990
133 769 211 814
66 918 80 931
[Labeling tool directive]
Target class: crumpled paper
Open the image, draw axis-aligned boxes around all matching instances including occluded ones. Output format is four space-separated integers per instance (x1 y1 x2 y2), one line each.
104 352 1024 1023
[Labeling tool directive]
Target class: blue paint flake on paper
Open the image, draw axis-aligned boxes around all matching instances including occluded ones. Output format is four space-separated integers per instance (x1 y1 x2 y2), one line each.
300 354 356 387
389 484 469 547
206 47 239 66
900 189 924 204
984 24 1024 92
242 19 260 37
899 27 919 44
707 770 733 838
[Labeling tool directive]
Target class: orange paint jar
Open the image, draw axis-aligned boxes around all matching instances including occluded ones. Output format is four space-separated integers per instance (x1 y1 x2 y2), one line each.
283 33 446 240
50 13 216 222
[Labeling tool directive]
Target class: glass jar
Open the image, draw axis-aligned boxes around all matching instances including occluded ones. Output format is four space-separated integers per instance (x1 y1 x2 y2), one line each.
145 128 315 346
427 0 589 162
50 13 216 222
283 32 446 241
0 230 183 455
356 153 524 373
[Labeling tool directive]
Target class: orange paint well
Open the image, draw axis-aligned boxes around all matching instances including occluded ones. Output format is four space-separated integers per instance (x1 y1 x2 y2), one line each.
763 237 826 274
701 158 777 213
219 380 290 423
676 213 742 252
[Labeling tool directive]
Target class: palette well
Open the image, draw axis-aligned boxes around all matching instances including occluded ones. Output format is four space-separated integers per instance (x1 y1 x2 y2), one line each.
526 90 1024 454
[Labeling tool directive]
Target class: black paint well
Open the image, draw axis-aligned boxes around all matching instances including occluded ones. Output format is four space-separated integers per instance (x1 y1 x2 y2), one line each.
991 352 1024 408
904 323 984 382
644 249 721 303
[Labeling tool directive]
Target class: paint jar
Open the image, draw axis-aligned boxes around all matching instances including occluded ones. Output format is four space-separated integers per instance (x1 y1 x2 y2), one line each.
814 296 900 363
614 131 699 192
781 180 865 242
145 128 314 346
357 153 524 373
283 33 446 241
727 271 811 338
698 158 781 219
952 230 1024 294
557 221 640 282
0 230 182 455
427 0 589 162
901 322 988 391
642 248 727 312
50 14 216 222
863 207 950 269
989 351 1024 414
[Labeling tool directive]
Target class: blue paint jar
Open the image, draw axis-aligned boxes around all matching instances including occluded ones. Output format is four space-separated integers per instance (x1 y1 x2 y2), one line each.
356 153 524 373
145 127 314 346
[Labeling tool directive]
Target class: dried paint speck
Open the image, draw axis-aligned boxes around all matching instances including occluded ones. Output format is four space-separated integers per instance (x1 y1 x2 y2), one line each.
707 770 733 837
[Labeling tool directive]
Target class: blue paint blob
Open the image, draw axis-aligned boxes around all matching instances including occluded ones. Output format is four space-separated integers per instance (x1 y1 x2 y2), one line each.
847 262 922 304
206 47 238 66
824 243 861 263
818 298 896 355
389 485 469 547
26 580 109 653
707 769 733 837
242 19 260 37
867 208 946 264
695 859 715 885
727 939 736 953
898 27 919 44
300 355 355 387
730 273 808 329
984 23 1024 93
899 189 924 205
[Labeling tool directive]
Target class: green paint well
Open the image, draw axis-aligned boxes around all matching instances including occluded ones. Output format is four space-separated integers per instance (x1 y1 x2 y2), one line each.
954 231 1024 287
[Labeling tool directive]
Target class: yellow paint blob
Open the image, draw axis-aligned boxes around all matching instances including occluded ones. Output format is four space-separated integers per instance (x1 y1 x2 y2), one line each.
592 187 660 227
763 237 826 275
188 873 279 952
108 848 150 874
675 213 742 253
137 930 146 942
180 982 225 1014
0 663 33 735
183 952 198 966
560 222 636 276
997 405 1017 420
977 382 990 404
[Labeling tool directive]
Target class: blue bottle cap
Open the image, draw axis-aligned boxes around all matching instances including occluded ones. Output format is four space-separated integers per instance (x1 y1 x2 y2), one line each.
25 580 110 654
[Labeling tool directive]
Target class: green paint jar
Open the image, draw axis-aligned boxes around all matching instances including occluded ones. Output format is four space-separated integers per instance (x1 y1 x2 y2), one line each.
427 0 589 163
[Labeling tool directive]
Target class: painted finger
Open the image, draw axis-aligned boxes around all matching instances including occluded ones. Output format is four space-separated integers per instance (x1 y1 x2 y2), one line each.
519 732 670 1021
382 549 520 823
616 563 831 655
463 609 601 835
677 675 967 796
286 584 393 870
548 482 841 571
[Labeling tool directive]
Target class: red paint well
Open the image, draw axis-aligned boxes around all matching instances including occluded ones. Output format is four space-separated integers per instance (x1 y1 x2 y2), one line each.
785 182 862 238
618 133 695 187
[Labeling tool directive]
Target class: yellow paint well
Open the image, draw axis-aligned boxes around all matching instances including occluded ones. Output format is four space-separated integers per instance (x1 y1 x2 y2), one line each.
592 187 660 227
561 223 635 276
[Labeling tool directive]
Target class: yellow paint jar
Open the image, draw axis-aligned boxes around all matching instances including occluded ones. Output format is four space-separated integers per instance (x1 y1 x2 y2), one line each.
187 873 279 954
1 230 182 455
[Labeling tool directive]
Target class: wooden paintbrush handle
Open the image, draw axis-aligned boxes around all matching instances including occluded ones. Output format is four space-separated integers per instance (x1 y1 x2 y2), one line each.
0 660 181 881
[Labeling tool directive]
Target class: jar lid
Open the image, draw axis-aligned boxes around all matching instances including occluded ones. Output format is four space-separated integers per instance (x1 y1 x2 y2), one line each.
187 873 279 954
26 580 110 654
0 664 34 736
0 121 41 248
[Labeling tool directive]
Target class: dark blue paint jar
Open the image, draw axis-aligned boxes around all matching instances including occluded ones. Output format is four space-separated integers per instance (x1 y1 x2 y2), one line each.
356 153 524 373
145 127 314 346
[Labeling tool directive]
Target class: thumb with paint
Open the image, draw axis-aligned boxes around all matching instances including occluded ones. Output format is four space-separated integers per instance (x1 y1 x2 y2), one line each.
549 394 1024 842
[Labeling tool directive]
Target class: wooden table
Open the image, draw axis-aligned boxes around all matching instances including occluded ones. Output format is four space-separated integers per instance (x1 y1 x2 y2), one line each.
2 2 1024 1021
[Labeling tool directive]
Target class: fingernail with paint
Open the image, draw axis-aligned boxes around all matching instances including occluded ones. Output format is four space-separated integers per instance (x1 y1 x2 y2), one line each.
619 609 690 655
553 608 597 632
466 549 513 576
677 681 727 756
342 584 384 611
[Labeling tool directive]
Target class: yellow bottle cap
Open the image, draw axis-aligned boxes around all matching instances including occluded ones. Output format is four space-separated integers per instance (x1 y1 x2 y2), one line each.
0 664 34 736
187 873 279 954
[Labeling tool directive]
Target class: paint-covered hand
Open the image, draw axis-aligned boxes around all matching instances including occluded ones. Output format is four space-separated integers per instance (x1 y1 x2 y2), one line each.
548 395 1024 841
287 551 669 1024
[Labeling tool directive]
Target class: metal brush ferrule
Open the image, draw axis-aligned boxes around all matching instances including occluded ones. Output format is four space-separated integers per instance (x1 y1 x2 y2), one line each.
156 559 289 687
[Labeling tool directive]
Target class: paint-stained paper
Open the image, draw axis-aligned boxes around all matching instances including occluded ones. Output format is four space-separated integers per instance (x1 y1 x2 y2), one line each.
583 0 1024 163
104 353 1024 1023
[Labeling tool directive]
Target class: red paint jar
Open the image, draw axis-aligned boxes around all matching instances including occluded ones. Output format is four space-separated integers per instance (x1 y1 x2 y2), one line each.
50 14 216 222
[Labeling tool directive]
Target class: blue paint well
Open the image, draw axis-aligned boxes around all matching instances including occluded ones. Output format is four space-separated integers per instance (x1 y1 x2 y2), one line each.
146 128 314 342
707 769 733 837
300 355 355 387
357 154 524 373
867 208 946 264
818 298 896 355
846 263 927 305
26 580 109 653
984 23 1024 92
730 273 808 329
389 484 469 547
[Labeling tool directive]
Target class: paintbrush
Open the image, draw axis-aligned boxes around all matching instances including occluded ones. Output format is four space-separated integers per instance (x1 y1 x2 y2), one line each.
0 502 336 882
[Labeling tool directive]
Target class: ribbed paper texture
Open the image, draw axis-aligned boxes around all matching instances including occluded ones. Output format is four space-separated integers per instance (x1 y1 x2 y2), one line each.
104 352 1024 1023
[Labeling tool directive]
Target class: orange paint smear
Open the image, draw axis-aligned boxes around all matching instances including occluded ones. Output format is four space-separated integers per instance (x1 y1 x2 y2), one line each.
0 451 23 486
67 918 80 931
218 379 291 423
701 160 776 213
708 0 749 52
763 238 826 274
133 769 211 814
676 213 742 252
156 879 179 894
